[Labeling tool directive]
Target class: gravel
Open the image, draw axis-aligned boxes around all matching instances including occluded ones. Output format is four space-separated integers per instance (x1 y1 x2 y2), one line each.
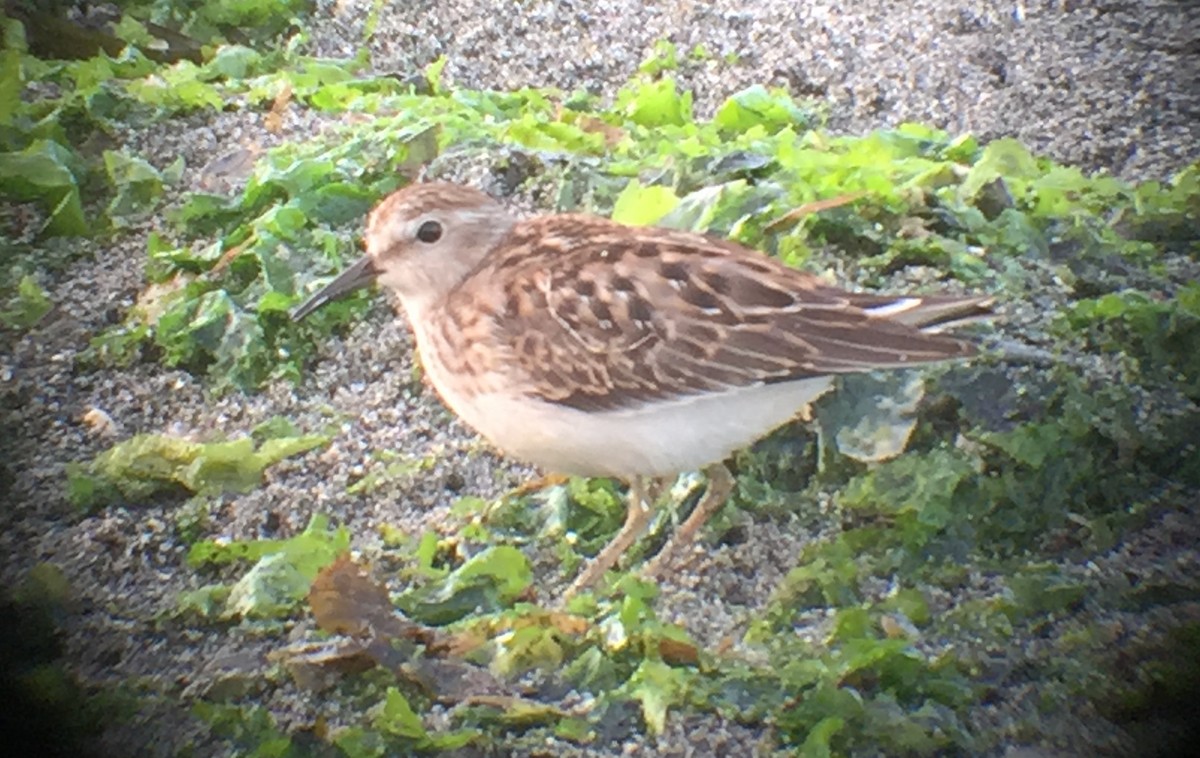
2 1 1198 756
311 0 1200 181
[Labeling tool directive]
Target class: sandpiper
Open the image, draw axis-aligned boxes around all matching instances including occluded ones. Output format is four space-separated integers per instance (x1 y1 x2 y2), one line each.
293 181 993 596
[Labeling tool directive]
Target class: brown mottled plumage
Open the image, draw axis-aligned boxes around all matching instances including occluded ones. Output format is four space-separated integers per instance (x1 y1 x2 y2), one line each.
294 181 994 596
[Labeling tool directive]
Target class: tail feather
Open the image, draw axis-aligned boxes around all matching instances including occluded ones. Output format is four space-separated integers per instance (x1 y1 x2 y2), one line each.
849 293 997 333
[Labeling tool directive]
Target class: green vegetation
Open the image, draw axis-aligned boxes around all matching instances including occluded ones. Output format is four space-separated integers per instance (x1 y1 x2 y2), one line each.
3 1 1198 756
66 428 329 511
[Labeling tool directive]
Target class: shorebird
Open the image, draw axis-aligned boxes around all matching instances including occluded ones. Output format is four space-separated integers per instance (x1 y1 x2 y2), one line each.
293 181 993 597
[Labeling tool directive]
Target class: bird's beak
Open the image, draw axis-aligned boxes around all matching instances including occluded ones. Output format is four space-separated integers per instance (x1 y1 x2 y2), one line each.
291 255 380 322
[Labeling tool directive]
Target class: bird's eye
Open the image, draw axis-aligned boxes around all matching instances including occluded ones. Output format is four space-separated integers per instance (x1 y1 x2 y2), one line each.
416 220 443 243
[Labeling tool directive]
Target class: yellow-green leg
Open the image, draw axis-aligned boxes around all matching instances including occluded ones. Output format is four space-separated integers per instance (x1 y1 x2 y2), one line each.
564 477 653 599
642 464 734 579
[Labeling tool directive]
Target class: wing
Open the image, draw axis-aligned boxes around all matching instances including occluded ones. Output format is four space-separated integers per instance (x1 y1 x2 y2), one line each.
461 214 992 413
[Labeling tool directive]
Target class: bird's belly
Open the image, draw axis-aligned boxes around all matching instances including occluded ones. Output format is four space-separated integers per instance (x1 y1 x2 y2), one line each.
448 378 835 478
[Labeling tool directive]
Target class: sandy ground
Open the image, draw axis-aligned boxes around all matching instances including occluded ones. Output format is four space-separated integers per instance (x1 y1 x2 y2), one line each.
2 1 1198 756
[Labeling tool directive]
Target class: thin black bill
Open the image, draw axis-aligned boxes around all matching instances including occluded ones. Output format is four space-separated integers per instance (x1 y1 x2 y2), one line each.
291 255 380 321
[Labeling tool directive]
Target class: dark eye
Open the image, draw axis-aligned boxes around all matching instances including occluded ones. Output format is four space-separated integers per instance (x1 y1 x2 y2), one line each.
416 220 443 243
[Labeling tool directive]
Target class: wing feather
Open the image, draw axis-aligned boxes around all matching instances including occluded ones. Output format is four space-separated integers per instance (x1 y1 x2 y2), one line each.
454 215 992 412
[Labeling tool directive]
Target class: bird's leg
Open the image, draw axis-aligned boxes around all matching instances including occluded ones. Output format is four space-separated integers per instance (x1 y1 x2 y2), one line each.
564 476 654 598
642 463 735 579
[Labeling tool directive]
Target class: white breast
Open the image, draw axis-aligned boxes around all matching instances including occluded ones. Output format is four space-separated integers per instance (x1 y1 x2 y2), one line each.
444 378 834 478
407 303 833 478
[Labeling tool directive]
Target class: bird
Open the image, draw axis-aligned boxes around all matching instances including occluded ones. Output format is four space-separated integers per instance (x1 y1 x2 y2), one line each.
292 181 994 598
